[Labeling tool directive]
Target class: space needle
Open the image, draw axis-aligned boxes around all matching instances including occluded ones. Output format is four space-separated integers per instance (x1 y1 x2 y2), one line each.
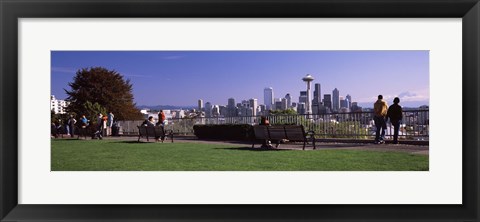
302 74 314 116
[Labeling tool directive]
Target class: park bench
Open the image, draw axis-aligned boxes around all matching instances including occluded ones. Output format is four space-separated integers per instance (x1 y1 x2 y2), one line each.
137 125 174 143
252 125 315 150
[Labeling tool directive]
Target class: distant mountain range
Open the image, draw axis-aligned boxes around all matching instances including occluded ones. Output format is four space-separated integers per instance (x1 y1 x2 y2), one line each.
137 105 195 111
137 102 429 112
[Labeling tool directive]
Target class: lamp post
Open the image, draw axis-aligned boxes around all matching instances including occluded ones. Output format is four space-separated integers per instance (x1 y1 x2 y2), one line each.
302 74 314 116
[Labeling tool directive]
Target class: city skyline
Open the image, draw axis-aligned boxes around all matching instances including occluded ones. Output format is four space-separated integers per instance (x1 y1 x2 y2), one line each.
51 50 429 108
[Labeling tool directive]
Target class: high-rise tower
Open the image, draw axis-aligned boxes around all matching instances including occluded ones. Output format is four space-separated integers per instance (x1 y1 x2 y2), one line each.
198 99 204 111
264 87 274 111
285 93 292 108
346 94 352 108
249 98 258 116
302 74 314 115
332 88 340 112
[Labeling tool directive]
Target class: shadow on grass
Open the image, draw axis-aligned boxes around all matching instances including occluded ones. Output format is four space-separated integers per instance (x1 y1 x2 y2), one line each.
112 140 153 144
214 147 290 152
316 143 367 148
51 138 82 142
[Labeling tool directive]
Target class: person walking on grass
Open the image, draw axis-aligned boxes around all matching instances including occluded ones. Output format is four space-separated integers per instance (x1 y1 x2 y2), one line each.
387 97 403 144
92 113 103 140
373 95 388 144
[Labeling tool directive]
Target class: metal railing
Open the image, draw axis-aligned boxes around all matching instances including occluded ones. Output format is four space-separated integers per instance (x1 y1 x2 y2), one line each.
116 110 429 140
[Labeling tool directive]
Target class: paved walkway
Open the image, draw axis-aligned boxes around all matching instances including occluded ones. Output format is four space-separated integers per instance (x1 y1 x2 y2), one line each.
180 138 428 155
96 136 429 155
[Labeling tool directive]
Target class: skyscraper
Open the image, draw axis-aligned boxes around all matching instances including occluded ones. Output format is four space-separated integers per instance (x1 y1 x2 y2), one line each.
275 101 283 111
346 94 352 108
312 83 321 115
264 87 274 111
340 97 347 108
205 102 213 118
299 91 307 104
198 99 204 111
313 83 321 105
323 94 332 111
332 88 340 112
297 102 306 115
281 98 288 110
249 98 258 116
227 98 236 117
285 93 292 108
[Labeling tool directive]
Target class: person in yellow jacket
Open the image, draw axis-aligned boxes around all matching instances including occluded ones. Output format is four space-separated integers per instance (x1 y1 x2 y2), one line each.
373 95 388 144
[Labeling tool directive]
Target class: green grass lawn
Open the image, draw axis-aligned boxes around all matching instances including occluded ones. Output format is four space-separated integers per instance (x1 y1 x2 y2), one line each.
51 139 429 171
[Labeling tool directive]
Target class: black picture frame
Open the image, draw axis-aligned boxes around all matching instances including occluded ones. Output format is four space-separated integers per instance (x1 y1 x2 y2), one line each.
1 0 479 221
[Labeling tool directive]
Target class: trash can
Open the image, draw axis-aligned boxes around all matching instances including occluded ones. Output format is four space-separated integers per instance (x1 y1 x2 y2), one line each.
112 126 120 136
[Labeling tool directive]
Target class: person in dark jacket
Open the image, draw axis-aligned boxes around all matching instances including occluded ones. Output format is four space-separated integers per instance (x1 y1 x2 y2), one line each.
259 116 272 148
387 97 403 144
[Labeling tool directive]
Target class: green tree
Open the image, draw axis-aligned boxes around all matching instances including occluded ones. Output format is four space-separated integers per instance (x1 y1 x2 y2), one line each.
65 67 143 120
82 101 107 123
269 108 297 115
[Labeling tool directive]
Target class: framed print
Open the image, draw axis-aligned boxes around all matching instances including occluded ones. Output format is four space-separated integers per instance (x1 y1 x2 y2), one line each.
1 0 479 221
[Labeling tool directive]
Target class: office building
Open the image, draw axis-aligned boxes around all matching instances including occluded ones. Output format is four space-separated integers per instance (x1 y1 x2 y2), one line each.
313 83 321 105
297 102 306 115
323 94 332 110
205 102 213 118
50 95 69 114
332 88 340 112
299 91 307 104
264 87 274 111
198 99 204 111
346 94 352 108
281 98 288 110
249 98 258 116
227 98 237 117
285 93 292 108
340 97 347 108
275 101 283 111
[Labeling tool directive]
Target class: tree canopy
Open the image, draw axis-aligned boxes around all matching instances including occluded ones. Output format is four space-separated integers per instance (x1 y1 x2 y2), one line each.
65 67 143 120
269 108 298 115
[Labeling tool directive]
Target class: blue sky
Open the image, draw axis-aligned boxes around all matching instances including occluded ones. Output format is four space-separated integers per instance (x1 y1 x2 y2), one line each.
51 51 429 107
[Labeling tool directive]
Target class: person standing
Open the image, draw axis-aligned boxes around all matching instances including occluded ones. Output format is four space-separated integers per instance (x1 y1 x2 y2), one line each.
79 115 89 139
80 115 89 128
107 111 114 136
102 114 108 136
387 97 403 144
67 115 77 138
157 110 166 126
94 113 104 139
373 95 388 144
259 116 272 148
157 110 166 141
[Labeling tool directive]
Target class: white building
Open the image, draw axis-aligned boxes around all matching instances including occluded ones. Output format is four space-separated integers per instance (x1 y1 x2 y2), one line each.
264 87 274 111
50 95 69 114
